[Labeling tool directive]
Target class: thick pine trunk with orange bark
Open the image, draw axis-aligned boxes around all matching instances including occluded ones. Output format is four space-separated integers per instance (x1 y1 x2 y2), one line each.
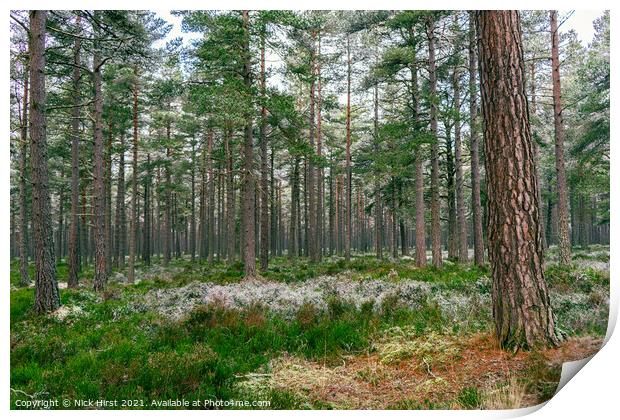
477 10 559 350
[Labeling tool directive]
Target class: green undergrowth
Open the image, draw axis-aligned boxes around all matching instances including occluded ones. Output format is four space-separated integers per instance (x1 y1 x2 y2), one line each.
10 282 451 409
9 249 609 409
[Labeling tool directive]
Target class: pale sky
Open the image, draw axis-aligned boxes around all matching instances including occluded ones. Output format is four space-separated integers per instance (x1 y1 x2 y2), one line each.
560 10 605 45
154 9 606 48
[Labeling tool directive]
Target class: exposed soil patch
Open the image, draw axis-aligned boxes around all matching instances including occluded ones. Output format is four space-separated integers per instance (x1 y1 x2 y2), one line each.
239 333 603 409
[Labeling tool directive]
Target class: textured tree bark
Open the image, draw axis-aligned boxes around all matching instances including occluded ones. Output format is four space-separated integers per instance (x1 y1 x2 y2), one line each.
29 10 61 313
453 69 468 263
67 16 81 286
468 12 485 267
128 66 139 283
344 35 352 262
550 10 571 266
92 13 107 292
241 10 256 279
477 10 559 350
259 29 270 270
19 55 31 287
427 17 442 268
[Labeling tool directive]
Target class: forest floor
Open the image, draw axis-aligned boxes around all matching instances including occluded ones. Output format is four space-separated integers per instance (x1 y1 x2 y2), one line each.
10 245 609 409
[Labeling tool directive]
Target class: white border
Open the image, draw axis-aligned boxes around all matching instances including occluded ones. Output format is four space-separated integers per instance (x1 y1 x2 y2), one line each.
3 1 617 419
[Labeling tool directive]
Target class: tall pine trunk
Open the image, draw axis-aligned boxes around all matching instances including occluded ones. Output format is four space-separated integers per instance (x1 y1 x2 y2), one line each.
469 12 485 267
477 10 559 350
67 16 81 287
207 129 215 263
550 10 571 266
190 140 196 261
225 128 235 264
29 10 61 313
529 61 547 250
259 29 269 270
427 17 442 268
128 66 139 283
307 31 318 263
241 10 256 279
453 70 468 263
373 81 383 260
344 35 352 262
114 133 126 269
446 125 457 260
92 14 107 292
19 55 31 286
316 33 324 261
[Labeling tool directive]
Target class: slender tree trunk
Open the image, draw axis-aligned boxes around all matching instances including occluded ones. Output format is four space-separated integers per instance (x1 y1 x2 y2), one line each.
199 137 207 259
477 10 559 350
373 82 383 259
241 10 256 278
128 66 139 283
114 132 126 270
550 10 571 266
19 56 31 286
207 129 215 264
225 128 235 264
329 166 335 255
410 50 426 268
163 120 172 266
427 17 442 268
92 15 107 292
414 152 426 267
453 70 468 263
289 158 300 260
270 147 277 256
316 32 324 261
80 182 88 268
105 121 113 274
446 125 458 260
469 12 484 267
344 35 352 262
530 61 547 250
143 153 151 265
190 140 196 261
29 11 60 312
307 32 318 262
392 179 398 259
259 29 269 270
